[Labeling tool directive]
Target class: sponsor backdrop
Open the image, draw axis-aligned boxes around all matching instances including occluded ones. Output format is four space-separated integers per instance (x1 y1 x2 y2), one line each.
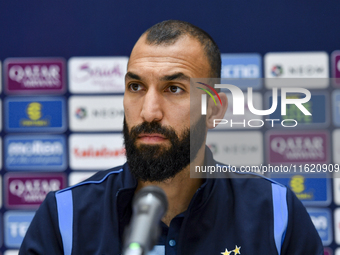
0 57 128 254
0 2 340 253
0 52 338 254
210 51 340 255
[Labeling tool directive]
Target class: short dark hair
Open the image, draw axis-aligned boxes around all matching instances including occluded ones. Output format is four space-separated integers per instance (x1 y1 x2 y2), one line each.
144 20 221 78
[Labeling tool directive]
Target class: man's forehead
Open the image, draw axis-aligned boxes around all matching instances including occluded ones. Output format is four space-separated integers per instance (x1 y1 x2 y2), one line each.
127 37 211 82
125 71 190 82
130 33 193 55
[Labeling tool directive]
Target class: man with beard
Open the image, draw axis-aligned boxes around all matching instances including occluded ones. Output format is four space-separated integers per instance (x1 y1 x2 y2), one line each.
20 20 323 255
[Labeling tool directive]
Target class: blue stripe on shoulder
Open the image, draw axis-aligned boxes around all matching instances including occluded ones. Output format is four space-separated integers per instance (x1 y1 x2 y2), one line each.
56 168 123 195
271 183 288 255
56 190 73 255
55 168 123 255
215 163 287 187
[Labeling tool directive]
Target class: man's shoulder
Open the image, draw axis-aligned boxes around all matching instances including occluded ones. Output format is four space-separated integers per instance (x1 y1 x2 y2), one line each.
230 171 286 187
80 165 125 184
210 159 287 192
57 163 133 195
214 166 287 191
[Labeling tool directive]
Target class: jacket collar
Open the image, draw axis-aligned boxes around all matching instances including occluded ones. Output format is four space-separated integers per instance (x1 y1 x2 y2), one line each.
116 146 217 240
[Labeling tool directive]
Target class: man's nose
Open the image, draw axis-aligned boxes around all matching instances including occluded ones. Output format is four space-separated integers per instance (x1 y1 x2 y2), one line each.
140 88 163 122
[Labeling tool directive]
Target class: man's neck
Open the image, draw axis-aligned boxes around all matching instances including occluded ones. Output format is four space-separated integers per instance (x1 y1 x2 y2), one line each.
135 146 206 226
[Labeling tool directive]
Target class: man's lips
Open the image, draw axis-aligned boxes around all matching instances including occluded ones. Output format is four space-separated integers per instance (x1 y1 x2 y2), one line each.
138 134 167 143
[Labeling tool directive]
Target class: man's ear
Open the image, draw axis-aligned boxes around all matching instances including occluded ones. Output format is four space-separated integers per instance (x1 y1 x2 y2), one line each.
206 92 228 129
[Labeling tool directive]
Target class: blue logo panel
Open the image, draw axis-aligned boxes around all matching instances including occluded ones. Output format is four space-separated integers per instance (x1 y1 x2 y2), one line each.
307 208 332 246
5 135 67 171
4 211 35 248
333 90 340 126
267 92 329 128
269 173 330 206
221 53 262 90
5 97 66 132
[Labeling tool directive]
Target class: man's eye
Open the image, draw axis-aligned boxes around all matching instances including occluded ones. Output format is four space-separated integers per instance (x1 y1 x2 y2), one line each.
168 86 183 94
129 83 142 92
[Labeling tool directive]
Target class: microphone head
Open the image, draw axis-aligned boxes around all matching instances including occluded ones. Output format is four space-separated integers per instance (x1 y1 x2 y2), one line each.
123 185 168 255
133 185 168 213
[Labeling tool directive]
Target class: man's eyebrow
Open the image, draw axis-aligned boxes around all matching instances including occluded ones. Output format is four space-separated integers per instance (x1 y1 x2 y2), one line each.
161 72 190 81
125 72 141 80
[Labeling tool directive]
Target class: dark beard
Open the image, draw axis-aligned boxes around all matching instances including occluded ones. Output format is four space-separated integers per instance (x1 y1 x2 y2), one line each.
123 116 206 182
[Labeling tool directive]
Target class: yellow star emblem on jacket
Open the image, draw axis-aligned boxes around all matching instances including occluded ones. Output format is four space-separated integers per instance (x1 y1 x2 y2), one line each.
221 248 232 255
220 245 241 255
233 245 241 254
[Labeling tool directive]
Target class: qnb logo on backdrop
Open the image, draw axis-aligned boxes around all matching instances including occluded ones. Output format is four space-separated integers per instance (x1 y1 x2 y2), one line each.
198 82 312 128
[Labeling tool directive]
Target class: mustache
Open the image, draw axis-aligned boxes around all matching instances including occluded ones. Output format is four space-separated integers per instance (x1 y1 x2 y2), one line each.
129 121 178 140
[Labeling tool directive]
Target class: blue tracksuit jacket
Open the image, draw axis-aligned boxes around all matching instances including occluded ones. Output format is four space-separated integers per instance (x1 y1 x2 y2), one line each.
19 148 323 255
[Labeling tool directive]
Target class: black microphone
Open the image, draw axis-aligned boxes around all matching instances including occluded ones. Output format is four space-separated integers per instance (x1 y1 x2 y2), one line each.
123 185 168 255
